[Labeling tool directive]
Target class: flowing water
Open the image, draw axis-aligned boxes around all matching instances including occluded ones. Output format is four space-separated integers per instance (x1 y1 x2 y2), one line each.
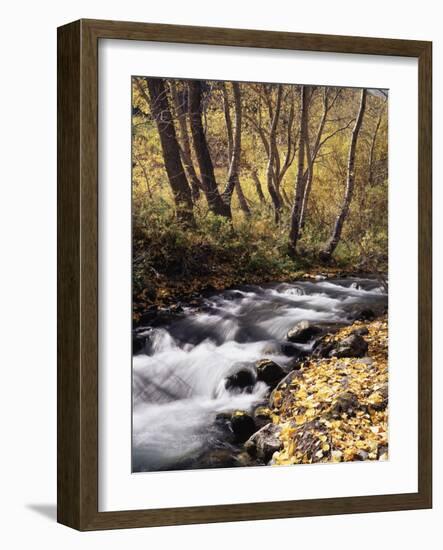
132 277 387 472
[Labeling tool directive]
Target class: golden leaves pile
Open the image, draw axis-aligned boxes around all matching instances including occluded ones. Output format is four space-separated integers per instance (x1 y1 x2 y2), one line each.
271 316 388 466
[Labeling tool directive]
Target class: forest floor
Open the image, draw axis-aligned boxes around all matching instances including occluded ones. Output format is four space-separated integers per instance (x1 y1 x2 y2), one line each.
268 316 389 465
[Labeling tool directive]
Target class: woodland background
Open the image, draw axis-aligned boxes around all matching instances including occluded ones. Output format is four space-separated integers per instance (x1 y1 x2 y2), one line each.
132 78 388 310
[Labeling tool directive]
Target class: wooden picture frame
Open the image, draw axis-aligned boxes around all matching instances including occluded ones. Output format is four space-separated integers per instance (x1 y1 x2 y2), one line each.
57 18 432 530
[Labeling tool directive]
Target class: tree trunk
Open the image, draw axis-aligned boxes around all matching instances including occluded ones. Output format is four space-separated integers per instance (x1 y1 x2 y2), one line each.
134 153 153 198
321 88 367 259
288 85 310 253
169 81 202 201
140 78 195 225
222 82 250 215
235 180 251 215
299 89 353 232
299 89 328 230
188 80 230 218
275 89 297 196
250 169 266 204
368 102 385 186
222 83 234 160
266 85 283 223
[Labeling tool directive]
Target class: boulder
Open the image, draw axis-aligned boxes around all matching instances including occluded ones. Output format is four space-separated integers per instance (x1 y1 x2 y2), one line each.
197 448 238 469
355 450 369 461
214 412 232 432
256 359 285 389
132 330 149 354
294 422 332 462
138 304 185 327
138 305 159 325
356 308 375 321
352 326 369 336
280 343 307 359
132 327 154 354
253 405 274 430
230 411 257 443
358 357 373 366
285 357 304 371
225 365 256 393
331 391 361 418
269 370 303 409
244 423 283 463
234 451 261 467
331 333 368 358
312 335 335 358
367 383 388 411
377 444 389 460
287 320 322 343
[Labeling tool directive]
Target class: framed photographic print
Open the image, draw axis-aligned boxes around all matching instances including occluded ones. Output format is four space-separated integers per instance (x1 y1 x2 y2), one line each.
57 19 432 530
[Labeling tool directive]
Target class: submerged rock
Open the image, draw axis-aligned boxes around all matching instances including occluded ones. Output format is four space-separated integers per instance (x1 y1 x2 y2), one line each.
132 329 150 354
138 304 185 327
214 412 233 432
225 364 256 393
132 327 155 354
197 448 238 469
230 411 256 443
244 423 283 463
280 343 307 359
256 359 285 389
234 451 262 467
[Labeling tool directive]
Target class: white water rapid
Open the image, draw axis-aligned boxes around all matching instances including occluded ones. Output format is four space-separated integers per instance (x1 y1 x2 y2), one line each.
132 277 387 472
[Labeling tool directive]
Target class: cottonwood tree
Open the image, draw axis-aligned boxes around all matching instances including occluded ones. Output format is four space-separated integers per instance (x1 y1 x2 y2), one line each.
367 96 387 187
221 83 250 215
168 81 202 201
272 87 297 203
298 87 353 231
188 80 247 219
243 84 297 222
288 85 310 254
321 88 368 260
249 163 266 204
135 77 195 225
265 84 284 221
188 80 232 218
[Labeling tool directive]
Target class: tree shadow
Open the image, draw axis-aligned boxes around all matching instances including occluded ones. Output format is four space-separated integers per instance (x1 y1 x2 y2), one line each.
26 504 57 522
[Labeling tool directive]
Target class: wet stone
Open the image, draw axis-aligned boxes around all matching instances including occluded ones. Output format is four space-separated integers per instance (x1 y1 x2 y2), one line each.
287 320 323 343
331 333 368 358
225 364 256 393
352 327 369 336
244 423 283 463
256 359 285 389
230 411 257 443
331 391 361 418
